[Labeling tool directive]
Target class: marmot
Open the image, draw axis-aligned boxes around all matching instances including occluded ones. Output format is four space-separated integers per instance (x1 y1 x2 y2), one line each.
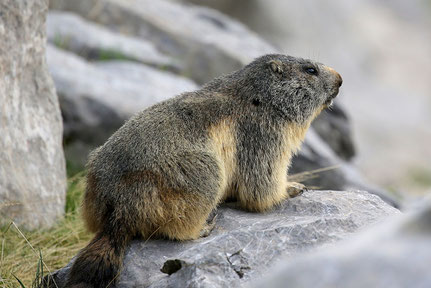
66 54 342 287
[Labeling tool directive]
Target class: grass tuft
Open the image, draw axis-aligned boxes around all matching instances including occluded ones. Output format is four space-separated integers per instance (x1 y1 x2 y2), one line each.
0 172 91 288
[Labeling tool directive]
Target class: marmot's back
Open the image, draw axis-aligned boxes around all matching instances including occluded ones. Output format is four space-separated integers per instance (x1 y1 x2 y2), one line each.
88 91 235 176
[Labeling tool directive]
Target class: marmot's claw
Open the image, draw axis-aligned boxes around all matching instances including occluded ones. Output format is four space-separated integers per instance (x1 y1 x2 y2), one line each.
287 182 307 198
207 210 218 224
200 214 218 238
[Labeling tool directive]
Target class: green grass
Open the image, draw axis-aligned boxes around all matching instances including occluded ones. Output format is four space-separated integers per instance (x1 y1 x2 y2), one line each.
0 172 91 288
52 33 139 62
93 49 138 62
65 159 85 179
52 34 71 50
408 167 431 188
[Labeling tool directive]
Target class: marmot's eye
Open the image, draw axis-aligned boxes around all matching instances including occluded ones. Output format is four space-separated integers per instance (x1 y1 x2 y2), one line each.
304 67 318 76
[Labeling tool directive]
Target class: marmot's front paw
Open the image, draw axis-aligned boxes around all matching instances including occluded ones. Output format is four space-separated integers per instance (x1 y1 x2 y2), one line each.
287 182 307 198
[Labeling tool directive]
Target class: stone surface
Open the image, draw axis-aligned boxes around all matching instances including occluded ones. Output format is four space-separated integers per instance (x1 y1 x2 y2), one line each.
47 45 196 123
49 0 276 84
47 11 179 71
312 102 355 161
46 190 399 287
253 197 431 288
291 129 399 208
0 0 66 229
47 45 197 166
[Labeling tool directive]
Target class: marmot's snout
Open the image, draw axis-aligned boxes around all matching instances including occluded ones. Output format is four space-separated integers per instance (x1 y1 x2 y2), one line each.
328 67 342 94
331 72 342 98
323 66 342 105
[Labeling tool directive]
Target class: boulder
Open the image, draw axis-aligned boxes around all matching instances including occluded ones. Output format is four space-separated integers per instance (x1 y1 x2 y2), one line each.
49 0 277 84
47 45 196 123
0 0 66 229
46 45 197 166
253 197 431 288
45 190 399 287
291 129 399 208
311 102 355 161
47 11 179 71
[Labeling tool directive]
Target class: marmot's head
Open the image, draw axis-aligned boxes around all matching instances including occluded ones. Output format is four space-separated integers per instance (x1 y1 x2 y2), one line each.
239 54 343 123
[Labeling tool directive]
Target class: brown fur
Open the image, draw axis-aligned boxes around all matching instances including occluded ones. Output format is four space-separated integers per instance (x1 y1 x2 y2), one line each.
82 172 101 233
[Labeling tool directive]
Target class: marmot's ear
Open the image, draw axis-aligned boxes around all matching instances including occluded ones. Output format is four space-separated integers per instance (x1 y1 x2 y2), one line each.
268 60 283 74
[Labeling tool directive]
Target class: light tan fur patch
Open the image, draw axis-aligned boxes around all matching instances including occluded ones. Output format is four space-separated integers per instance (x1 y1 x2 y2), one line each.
269 117 322 206
323 65 341 77
270 123 307 204
207 118 237 202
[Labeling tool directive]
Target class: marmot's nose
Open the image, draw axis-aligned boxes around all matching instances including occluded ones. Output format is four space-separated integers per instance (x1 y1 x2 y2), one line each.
336 72 343 87
324 66 343 87
335 72 343 87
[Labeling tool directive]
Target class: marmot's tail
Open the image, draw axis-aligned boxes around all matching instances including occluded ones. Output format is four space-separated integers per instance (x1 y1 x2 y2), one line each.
65 228 131 288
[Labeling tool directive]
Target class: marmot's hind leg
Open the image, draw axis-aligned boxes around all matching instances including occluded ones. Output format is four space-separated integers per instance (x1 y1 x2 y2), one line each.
140 153 222 241
153 192 218 240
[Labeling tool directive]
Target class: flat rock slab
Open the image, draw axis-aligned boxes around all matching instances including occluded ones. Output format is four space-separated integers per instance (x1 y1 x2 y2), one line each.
253 198 431 288
47 11 179 71
49 0 276 84
47 45 197 121
47 45 198 167
47 190 399 287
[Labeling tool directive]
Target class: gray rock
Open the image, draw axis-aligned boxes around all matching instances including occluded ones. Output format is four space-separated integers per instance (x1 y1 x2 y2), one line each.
253 197 431 288
0 0 66 229
48 0 277 84
291 129 399 208
45 190 399 287
47 45 196 120
94 61 198 102
312 102 355 161
47 11 179 71
47 45 197 166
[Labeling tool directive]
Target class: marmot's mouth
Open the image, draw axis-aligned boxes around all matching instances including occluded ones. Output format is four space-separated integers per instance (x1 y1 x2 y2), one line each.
324 99 334 107
324 88 339 107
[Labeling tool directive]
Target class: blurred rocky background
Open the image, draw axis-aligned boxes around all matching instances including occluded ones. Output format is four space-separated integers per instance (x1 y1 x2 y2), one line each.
46 0 431 202
1 0 430 287
176 0 431 198
44 0 430 209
